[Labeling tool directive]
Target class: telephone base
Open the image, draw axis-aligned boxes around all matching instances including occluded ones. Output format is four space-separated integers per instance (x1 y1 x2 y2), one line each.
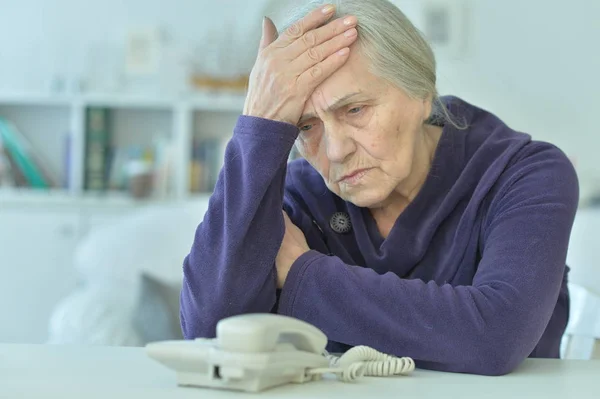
146 339 330 393
176 370 321 393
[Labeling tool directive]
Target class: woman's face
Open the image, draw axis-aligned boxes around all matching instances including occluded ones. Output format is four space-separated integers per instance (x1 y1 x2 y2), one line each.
296 50 433 208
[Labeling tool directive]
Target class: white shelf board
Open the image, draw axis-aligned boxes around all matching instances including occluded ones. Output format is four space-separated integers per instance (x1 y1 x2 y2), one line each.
0 91 246 112
82 93 175 110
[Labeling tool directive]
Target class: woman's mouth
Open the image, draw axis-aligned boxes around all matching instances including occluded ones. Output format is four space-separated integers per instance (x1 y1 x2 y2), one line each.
339 168 371 185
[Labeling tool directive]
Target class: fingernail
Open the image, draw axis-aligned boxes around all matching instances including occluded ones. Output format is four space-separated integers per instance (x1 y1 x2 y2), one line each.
344 28 357 38
344 17 355 26
338 48 349 56
322 5 335 14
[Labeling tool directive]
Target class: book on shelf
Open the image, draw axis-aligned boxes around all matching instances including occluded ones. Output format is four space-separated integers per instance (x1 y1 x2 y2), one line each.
0 117 60 189
83 107 175 198
190 137 227 193
84 107 112 191
0 138 26 187
105 139 174 199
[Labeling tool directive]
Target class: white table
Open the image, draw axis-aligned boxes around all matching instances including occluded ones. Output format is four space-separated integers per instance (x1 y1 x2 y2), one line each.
1 344 599 398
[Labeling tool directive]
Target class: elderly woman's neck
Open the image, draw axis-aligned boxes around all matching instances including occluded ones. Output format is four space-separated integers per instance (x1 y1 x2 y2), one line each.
370 124 443 237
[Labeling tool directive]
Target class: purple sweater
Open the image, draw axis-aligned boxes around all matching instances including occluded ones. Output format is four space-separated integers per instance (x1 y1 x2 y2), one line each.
180 97 579 376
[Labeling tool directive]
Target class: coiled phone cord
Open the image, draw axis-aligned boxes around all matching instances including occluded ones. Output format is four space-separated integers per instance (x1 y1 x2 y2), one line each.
307 345 415 382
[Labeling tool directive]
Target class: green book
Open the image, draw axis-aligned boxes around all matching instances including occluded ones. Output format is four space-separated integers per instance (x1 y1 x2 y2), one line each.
0 118 49 188
84 108 111 191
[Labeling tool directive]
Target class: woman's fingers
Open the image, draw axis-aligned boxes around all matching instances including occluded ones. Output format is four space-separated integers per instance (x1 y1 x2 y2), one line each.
259 16 279 52
294 26 358 71
287 15 358 60
297 46 352 89
275 4 336 49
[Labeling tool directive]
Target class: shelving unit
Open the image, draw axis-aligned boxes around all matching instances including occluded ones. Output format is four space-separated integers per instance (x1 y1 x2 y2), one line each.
0 91 246 207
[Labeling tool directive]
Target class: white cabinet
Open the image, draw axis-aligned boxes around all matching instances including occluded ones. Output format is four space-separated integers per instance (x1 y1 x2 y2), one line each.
0 208 81 343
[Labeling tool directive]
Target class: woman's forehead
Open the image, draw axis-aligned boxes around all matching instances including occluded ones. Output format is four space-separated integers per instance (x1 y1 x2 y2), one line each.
324 50 386 91
307 54 384 106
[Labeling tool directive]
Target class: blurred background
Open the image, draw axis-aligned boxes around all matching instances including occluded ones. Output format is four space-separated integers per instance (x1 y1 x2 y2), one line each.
0 0 598 357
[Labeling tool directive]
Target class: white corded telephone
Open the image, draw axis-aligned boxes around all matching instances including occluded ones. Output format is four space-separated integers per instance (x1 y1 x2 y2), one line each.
145 313 415 392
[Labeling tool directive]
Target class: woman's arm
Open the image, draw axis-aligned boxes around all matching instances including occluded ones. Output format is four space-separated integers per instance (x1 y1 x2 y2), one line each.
180 117 297 339
276 146 579 376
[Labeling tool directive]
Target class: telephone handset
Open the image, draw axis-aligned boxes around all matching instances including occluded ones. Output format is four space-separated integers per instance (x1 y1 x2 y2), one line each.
146 313 415 393
215 313 327 354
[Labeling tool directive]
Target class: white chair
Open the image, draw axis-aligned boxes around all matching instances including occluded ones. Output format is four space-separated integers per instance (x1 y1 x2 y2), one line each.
561 283 600 359
47 199 210 346
566 208 600 291
562 208 600 359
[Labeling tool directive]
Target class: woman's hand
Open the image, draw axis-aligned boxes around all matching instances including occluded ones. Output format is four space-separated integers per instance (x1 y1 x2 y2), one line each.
244 4 358 126
276 211 310 288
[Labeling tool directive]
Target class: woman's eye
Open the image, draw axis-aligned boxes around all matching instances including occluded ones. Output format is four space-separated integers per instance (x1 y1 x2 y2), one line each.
348 106 363 114
300 124 313 132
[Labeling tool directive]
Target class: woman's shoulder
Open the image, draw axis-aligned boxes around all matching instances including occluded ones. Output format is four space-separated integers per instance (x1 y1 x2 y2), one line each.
443 97 579 225
481 139 580 230
497 139 578 199
448 96 578 196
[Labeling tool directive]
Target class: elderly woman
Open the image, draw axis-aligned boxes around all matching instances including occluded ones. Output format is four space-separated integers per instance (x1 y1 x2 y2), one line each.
180 0 578 375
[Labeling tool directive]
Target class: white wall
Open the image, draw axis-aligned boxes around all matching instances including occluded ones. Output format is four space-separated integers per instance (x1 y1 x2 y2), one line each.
428 0 600 192
0 0 270 92
1 0 598 194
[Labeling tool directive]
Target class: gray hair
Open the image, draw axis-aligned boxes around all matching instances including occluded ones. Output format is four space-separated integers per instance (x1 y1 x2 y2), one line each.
281 0 464 129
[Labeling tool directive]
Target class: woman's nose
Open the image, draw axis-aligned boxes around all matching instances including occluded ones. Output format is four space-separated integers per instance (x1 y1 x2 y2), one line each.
325 128 356 163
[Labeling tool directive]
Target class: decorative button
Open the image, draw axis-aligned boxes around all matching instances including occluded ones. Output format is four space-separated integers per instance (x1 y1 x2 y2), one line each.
330 212 352 234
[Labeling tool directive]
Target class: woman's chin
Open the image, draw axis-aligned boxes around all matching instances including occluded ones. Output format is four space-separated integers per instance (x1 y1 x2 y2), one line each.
340 187 391 209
